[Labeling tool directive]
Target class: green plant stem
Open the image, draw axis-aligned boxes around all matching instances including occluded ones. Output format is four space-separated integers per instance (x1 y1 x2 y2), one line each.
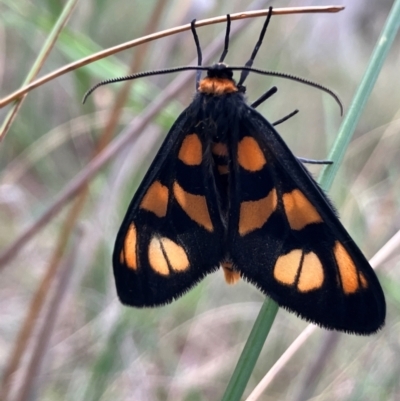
319 0 400 191
220 300 279 401
221 1 400 400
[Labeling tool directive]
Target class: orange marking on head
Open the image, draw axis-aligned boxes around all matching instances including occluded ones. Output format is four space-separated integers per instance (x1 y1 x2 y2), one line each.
212 142 229 157
359 272 368 289
237 136 266 172
217 165 229 175
198 77 238 95
222 261 241 285
173 181 213 232
282 189 323 230
178 134 203 166
160 237 190 272
140 181 169 217
239 189 277 235
124 223 138 270
334 241 359 294
297 252 324 292
273 249 302 286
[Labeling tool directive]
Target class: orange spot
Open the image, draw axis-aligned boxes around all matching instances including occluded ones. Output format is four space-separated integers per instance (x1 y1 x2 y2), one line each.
212 142 229 157
297 252 324 292
148 237 190 275
120 250 124 264
140 181 169 217
148 237 169 275
282 189 323 230
124 223 138 270
178 134 203 166
274 249 302 286
334 241 359 294
173 181 213 232
217 165 229 175
198 77 238 95
359 272 368 289
160 237 190 272
237 136 266 172
222 261 240 285
239 189 277 235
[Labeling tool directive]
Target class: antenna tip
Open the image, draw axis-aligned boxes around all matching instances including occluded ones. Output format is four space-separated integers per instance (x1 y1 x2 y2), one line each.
82 92 89 104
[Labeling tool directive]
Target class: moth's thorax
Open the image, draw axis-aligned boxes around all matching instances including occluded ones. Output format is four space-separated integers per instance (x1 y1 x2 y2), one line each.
192 87 246 142
198 77 238 95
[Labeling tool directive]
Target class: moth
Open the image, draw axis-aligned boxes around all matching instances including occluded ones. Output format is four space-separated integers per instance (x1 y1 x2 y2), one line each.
86 7 385 334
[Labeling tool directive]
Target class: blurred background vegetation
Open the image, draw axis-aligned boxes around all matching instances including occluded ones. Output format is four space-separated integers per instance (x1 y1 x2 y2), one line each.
0 0 399 400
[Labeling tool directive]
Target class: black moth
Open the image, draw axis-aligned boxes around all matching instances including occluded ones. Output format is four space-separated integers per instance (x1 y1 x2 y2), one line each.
85 7 385 334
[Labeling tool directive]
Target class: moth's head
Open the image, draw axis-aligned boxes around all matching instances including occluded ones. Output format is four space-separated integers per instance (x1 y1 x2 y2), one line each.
206 63 234 80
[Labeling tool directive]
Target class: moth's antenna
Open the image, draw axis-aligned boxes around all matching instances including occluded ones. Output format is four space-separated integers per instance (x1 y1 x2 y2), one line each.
82 65 343 115
237 6 273 87
190 19 202 90
219 14 231 63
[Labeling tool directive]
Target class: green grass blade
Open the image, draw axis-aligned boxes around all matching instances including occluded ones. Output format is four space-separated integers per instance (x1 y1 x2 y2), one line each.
220 300 279 401
319 0 400 192
0 0 79 141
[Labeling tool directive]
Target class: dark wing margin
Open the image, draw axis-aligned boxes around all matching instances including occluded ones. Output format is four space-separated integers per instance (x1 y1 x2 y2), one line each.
113 110 225 307
228 107 385 334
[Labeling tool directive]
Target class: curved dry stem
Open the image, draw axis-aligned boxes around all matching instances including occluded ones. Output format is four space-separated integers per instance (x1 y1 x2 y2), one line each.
0 6 344 108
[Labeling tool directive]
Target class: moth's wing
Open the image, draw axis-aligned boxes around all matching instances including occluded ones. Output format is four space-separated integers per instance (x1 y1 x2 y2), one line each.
228 108 385 334
113 111 225 307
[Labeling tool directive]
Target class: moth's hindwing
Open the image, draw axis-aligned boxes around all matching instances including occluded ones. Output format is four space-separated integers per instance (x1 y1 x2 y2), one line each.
113 112 224 307
227 108 385 334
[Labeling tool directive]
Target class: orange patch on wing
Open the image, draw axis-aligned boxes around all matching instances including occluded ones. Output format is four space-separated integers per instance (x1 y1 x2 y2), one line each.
148 237 190 275
178 134 202 166
173 181 213 232
148 237 169 275
160 237 190 272
237 136 266 172
334 241 359 294
274 249 302 286
274 249 324 292
120 250 124 264
124 223 138 270
282 189 323 230
222 261 240 285
198 77 238 95
140 181 169 217
212 142 229 157
239 189 277 235
297 252 324 292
